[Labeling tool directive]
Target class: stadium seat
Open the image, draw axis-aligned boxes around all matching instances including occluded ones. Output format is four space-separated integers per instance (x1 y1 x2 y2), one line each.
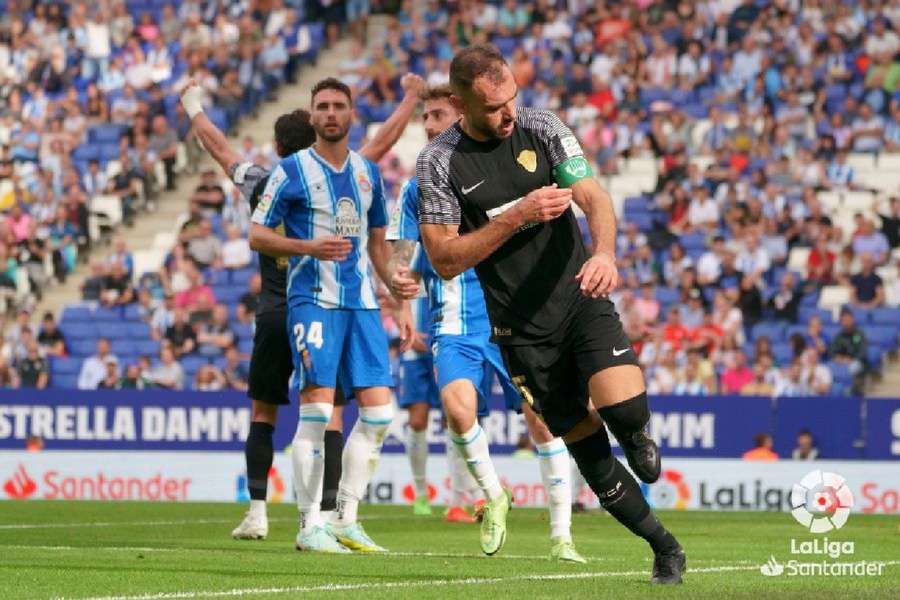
127 322 152 339
863 326 898 350
135 340 161 357
787 247 811 273
49 357 81 376
60 323 98 340
52 374 80 389
828 362 854 385
870 307 900 326
206 269 230 285
93 306 123 322
123 304 143 321
70 340 97 357
62 305 93 323
655 287 680 304
233 323 254 343
752 322 784 342
772 344 794 365
230 267 255 287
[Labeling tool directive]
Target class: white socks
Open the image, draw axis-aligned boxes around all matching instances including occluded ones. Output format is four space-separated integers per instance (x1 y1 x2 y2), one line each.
292 402 332 534
249 499 266 518
536 438 573 541
407 429 429 497
446 437 480 506
450 424 503 501
333 404 394 526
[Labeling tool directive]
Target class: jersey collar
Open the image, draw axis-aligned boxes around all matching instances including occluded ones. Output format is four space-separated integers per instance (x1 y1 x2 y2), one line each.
309 147 351 174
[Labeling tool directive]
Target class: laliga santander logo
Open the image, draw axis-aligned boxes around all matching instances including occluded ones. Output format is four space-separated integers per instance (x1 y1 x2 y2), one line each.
641 469 691 510
3 464 37 499
791 470 854 533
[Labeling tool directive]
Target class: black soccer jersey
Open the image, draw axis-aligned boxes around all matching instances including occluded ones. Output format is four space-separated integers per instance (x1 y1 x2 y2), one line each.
416 107 594 345
230 162 288 315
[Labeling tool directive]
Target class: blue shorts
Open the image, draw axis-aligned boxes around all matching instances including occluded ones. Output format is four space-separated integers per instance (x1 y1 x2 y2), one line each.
433 333 522 413
398 355 440 409
288 304 392 392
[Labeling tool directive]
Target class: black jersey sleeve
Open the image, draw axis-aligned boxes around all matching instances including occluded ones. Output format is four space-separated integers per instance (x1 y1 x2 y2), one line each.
415 132 462 226
518 107 586 168
229 161 270 208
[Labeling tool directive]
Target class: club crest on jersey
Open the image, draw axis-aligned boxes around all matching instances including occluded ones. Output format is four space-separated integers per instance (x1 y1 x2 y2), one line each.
335 197 361 237
516 149 537 173
357 173 372 193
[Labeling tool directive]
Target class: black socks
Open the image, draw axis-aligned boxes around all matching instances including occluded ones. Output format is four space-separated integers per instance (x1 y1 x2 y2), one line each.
567 427 679 554
245 421 275 501
320 430 344 511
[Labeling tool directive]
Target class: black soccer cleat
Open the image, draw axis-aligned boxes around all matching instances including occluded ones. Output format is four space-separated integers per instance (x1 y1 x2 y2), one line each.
651 547 686 585
622 431 661 484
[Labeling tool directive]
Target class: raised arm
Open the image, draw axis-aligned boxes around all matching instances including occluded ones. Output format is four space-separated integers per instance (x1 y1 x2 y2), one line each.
358 74 425 163
180 81 240 174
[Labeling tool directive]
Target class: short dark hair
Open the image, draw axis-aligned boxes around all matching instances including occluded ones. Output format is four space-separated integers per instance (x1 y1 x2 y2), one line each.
449 43 508 96
273 109 315 157
419 84 453 103
310 77 352 104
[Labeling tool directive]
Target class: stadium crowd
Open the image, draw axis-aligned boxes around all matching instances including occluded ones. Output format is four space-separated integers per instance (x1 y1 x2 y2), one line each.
1 0 898 398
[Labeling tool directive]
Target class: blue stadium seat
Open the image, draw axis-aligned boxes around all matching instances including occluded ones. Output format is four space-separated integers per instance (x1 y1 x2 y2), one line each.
655 287 679 305
72 144 100 162
216 287 245 305
868 346 884 372
99 143 120 162
772 344 794 366
70 340 97 357
233 322 254 343
798 307 833 324
52 374 80 389
752 322 785 342
848 306 872 324
828 362 853 384
680 232 706 252
238 339 254 354
93 306 123 322
49 357 81 376
863 326 898 350
623 196 651 213
127 322 152 339
230 268 255 287
123 304 143 321
62 305 93 323
89 124 126 144
205 269 230 285
60 323 98 340
135 340 161 357
182 355 211 373
629 212 654 232
870 308 900 327
111 340 137 356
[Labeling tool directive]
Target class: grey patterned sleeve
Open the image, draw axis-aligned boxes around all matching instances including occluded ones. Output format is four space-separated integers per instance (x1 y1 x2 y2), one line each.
228 162 270 202
518 107 585 168
416 140 461 226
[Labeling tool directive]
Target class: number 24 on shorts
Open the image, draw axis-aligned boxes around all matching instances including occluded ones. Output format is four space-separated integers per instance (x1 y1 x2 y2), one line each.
293 321 324 352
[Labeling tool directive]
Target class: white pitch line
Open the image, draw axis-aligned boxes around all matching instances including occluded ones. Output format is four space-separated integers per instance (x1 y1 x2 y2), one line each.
0 544 757 565
60 564 776 600
0 516 403 530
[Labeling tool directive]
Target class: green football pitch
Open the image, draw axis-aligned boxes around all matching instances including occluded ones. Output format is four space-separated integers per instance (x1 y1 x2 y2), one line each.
1 501 898 599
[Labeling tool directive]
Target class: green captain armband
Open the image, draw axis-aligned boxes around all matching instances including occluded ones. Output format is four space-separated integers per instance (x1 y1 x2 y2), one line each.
553 156 593 188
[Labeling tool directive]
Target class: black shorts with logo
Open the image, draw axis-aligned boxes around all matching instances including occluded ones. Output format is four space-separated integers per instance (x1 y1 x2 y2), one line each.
248 310 293 405
498 296 639 437
247 309 349 406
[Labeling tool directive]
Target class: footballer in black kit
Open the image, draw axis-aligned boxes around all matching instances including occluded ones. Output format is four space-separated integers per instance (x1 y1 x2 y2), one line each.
417 44 685 584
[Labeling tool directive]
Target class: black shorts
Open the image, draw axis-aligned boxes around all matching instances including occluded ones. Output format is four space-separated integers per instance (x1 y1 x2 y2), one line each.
248 310 292 405
498 296 639 437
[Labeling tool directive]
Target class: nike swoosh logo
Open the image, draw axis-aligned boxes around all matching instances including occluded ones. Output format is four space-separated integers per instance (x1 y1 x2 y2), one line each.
461 180 485 194
612 347 629 357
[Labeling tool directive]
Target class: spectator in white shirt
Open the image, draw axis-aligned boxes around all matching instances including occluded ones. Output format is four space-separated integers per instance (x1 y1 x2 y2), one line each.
800 348 832 395
736 231 771 278
851 104 885 153
77 338 119 390
697 235 726 285
865 18 900 61
565 92 599 139
687 185 720 232
221 224 252 269
678 40 711 88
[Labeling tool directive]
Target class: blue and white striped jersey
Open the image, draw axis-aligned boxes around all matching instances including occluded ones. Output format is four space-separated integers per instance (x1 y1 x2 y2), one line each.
251 147 388 310
386 176 490 337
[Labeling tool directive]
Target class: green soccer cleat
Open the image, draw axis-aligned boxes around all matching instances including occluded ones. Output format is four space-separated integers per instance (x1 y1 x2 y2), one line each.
413 495 433 516
328 522 387 553
478 489 512 556
550 537 587 564
295 525 350 554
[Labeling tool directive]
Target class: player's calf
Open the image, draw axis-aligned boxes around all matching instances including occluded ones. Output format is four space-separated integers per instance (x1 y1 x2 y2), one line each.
566 426 684 583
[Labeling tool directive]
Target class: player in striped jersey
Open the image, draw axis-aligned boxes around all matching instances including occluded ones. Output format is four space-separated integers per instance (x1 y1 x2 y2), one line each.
387 85 584 562
250 78 399 554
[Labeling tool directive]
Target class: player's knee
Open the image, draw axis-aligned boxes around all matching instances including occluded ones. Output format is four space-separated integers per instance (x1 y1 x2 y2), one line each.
251 400 278 425
589 365 646 410
301 384 334 405
598 391 650 434
522 404 553 444
407 403 430 432
441 380 477 434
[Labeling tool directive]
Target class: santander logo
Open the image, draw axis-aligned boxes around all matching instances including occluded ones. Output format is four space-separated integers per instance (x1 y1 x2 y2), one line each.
4 464 37 499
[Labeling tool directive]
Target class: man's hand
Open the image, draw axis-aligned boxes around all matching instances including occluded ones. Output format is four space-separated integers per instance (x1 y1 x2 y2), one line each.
179 79 205 119
400 73 426 99
576 251 619 298
390 265 420 300
510 184 572 227
306 236 353 261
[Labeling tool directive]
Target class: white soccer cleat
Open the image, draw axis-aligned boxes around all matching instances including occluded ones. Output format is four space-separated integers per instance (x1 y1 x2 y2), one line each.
296 525 352 553
231 511 268 540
